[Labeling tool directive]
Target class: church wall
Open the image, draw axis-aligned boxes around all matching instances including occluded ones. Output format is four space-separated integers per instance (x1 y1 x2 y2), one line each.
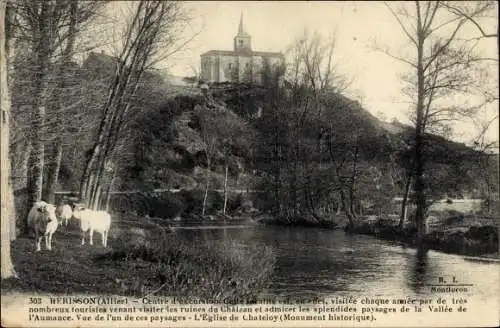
213 55 220 82
251 56 263 84
267 56 284 67
218 55 238 82
200 54 283 84
200 56 212 82
237 55 253 83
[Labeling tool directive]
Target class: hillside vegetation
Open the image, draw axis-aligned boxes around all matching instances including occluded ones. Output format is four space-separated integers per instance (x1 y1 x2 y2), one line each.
11 51 496 224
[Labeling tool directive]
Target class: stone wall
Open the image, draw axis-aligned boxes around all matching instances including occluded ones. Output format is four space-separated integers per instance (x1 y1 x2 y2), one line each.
201 53 283 84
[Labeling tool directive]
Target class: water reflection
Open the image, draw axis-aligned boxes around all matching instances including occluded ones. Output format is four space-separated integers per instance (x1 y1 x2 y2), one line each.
408 246 429 294
174 224 498 301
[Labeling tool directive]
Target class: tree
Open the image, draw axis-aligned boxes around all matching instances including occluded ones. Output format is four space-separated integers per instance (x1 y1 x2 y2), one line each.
219 113 253 215
443 1 498 47
1 0 17 279
257 28 366 226
195 107 220 216
470 114 499 213
383 1 495 239
43 1 106 204
9 0 104 232
80 1 189 209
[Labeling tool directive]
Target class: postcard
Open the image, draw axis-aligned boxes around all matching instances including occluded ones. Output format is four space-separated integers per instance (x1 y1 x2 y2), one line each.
1 1 498 327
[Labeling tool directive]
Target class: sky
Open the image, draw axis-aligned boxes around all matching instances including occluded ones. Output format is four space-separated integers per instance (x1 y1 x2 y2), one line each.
101 1 499 146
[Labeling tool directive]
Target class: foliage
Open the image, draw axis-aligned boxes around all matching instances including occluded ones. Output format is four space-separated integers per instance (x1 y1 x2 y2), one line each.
4 214 276 301
5 1 497 240
381 1 498 236
97 221 276 302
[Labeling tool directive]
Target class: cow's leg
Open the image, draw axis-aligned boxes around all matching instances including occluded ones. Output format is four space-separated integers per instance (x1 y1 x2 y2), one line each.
102 230 107 247
47 232 53 250
36 235 42 252
89 229 94 246
81 231 85 245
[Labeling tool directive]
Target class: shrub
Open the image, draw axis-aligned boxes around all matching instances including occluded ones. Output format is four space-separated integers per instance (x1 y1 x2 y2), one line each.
148 193 185 219
97 225 276 302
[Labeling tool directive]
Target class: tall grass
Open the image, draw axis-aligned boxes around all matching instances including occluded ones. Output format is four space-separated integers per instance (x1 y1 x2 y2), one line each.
96 222 276 303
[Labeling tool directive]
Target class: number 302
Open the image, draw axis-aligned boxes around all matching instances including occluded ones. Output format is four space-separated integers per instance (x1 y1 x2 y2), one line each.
29 298 42 304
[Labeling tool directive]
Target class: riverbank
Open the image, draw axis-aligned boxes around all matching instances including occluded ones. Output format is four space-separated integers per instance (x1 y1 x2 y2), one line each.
2 214 275 302
350 217 498 258
256 213 344 229
258 213 499 258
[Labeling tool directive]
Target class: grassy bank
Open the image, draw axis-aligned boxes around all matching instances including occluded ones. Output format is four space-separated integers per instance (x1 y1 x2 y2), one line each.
259 212 499 258
258 213 345 229
108 190 255 221
2 214 275 303
348 214 499 257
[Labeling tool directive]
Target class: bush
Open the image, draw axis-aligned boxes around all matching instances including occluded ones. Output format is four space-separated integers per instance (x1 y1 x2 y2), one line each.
109 189 258 220
148 193 185 219
97 227 276 302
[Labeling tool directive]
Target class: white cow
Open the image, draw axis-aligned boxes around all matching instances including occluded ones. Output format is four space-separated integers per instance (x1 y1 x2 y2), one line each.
73 205 111 247
56 204 73 227
27 201 59 251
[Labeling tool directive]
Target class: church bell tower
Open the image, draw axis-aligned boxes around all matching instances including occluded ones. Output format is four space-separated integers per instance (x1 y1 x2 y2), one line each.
233 13 252 52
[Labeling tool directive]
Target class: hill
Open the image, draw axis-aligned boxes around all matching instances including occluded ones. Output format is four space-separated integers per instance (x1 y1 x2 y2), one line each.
45 52 497 220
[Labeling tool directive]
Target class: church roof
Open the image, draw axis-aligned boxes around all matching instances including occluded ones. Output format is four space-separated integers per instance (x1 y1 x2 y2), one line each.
200 13 283 59
200 49 284 58
236 13 251 37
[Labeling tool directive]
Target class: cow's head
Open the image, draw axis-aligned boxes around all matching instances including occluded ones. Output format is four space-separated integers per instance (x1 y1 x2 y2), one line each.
37 203 58 223
72 203 86 211
71 203 86 219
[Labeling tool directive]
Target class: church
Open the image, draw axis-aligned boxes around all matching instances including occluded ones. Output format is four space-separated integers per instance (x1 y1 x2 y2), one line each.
200 14 284 84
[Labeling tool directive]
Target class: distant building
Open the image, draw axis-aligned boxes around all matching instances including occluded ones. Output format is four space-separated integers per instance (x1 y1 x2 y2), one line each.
200 14 284 84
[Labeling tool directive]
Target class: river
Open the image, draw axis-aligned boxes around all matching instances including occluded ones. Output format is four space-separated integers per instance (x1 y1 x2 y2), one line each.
173 222 499 308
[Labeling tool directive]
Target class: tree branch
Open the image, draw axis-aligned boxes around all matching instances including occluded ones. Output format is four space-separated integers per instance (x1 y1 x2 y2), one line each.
385 1 418 46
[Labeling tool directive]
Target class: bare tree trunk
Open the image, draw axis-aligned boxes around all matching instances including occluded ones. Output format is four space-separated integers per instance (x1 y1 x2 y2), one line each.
273 135 281 216
305 180 321 221
398 175 413 230
336 192 342 215
349 141 359 216
5 2 17 241
7 180 16 241
202 161 210 216
105 169 116 212
83 171 96 206
25 2 51 233
339 187 355 230
93 185 102 210
223 162 228 215
80 2 167 205
45 139 63 203
45 2 77 204
20 141 30 188
26 112 44 233
414 11 427 240
25 46 48 219
80 75 123 204
89 163 105 208
202 179 209 216
291 141 299 217
1 0 17 278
